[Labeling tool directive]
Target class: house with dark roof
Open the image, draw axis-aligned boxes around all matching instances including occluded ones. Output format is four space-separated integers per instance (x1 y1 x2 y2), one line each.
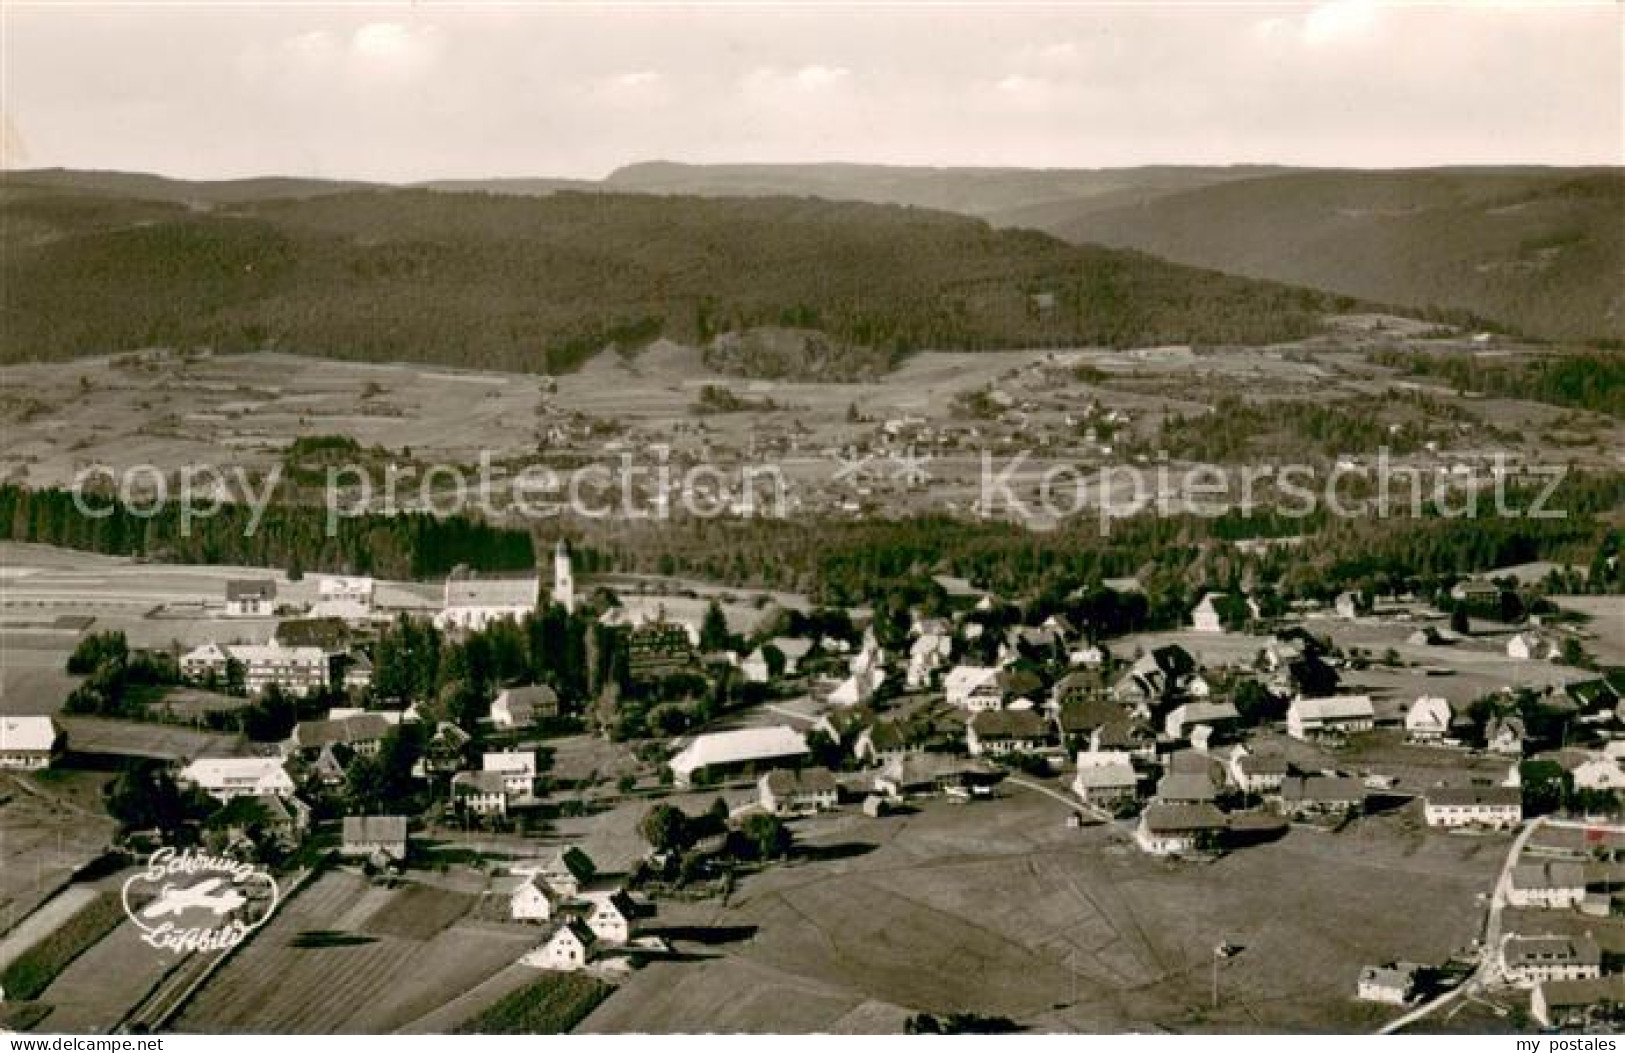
492 684 560 729
1135 803 1227 856
225 579 277 618
341 815 408 860
966 709 1052 757
1279 775 1365 818
1502 934 1602 987
759 767 840 815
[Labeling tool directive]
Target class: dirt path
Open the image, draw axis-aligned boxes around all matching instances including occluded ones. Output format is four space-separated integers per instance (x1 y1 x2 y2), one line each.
0 884 97 972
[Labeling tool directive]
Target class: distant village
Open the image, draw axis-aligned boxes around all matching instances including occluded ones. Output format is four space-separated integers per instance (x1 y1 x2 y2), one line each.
3 541 1623 1031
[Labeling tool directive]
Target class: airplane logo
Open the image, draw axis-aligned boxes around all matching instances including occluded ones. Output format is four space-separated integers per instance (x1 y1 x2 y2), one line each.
141 878 247 920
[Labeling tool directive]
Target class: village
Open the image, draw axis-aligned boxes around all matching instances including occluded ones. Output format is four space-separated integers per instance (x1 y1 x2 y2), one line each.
1 533 1622 1034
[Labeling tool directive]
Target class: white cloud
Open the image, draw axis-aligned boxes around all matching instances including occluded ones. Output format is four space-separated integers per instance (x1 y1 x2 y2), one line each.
794 64 851 90
1302 1 1378 47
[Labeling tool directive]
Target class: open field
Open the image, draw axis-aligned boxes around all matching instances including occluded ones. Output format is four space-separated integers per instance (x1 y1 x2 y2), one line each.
24 916 185 1034
582 785 1500 1033
0 775 115 937
173 870 538 1034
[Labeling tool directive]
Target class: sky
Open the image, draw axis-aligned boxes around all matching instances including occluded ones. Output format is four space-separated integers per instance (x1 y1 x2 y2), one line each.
3 2 1620 180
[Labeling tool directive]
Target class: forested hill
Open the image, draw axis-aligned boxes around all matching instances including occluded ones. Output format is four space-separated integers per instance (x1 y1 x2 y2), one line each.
1039 169 1625 344
1 180 1362 372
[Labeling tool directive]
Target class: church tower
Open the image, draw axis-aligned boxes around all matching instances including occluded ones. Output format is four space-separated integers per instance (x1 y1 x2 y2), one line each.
553 538 575 613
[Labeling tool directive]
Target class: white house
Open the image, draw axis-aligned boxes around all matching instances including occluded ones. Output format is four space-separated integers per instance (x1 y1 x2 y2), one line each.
1189 593 1227 634
224 579 276 618
1135 803 1227 856
0 716 59 770
435 572 539 633
1405 696 1454 743
520 919 596 972
179 757 296 801
742 637 817 683
1502 935 1602 988
1286 695 1375 740
452 770 511 815
944 665 1003 712
907 632 954 689
1071 751 1139 805
758 767 840 816
312 576 375 621
483 751 537 797
505 875 556 923
553 539 576 614
513 847 596 899
1508 631 1557 661
1507 862 1588 910
966 709 1050 757
1572 756 1625 792
582 890 637 945
1357 964 1418 1005
1422 786 1522 829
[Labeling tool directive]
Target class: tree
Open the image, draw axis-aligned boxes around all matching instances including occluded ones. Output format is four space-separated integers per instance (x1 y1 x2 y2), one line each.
699 600 731 652
740 813 792 860
1450 603 1470 636
638 804 690 853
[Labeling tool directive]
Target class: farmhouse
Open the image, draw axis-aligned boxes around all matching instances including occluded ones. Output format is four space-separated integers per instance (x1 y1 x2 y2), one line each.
1423 786 1523 829
1502 935 1602 988
966 709 1051 757
288 713 390 756
513 847 597 899
225 579 276 618
906 632 953 688
1280 775 1365 818
668 725 810 788
1405 696 1454 743
340 815 409 861
1508 862 1588 910
312 575 375 620
758 767 840 816
0 716 60 770
1356 963 1419 1005
435 571 538 633
1486 714 1527 757
1155 768 1218 806
179 757 296 801
1071 751 1140 805
874 753 994 799
1286 694 1375 741
1223 746 1288 795
945 665 1004 711
1531 975 1625 1028
521 919 596 972
1163 702 1239 741
491 684 560 729
853 716 936 766
1135 803 1227 856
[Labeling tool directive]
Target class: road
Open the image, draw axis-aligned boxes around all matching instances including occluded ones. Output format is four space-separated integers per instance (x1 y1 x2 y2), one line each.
1005 774 1113 824
1375 816 1545 1035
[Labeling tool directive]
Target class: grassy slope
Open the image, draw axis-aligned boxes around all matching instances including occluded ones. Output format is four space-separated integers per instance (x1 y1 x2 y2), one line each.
1040 168 1625 343
1 182 1354 371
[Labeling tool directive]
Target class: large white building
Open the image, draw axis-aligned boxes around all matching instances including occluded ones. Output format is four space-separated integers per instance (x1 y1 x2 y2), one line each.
435 572 539 632
944 665 1003 711
182 640 330 696
668 725 809 787
179 757 296 801
312 576 376 621
0 716 59 770
1423 786 1523 829
1286 694 1375 740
